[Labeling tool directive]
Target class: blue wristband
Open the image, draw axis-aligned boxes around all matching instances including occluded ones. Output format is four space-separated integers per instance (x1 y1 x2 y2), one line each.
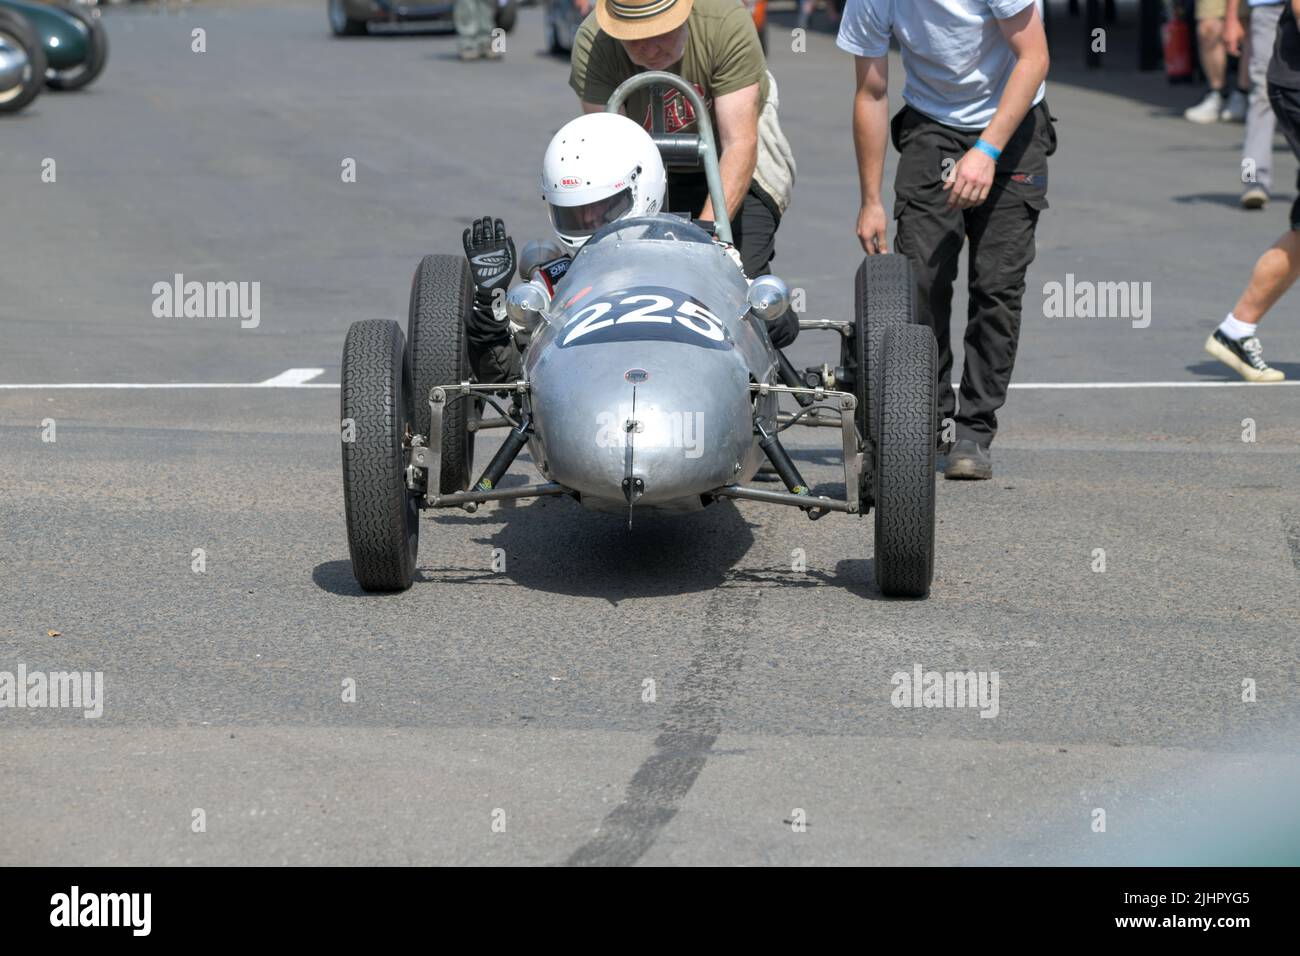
974 138 1002 162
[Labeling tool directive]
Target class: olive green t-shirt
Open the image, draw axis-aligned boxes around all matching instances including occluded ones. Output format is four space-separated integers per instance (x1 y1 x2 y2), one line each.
568 0 769 134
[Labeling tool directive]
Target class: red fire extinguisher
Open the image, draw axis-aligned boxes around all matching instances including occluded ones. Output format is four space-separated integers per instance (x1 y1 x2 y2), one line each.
1164 1 1194 80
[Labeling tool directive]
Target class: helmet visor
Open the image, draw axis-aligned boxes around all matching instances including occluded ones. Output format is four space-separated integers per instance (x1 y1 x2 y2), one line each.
549 187 634 241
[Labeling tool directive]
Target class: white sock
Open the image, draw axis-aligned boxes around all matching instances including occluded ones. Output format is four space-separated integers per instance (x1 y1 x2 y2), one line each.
1219 313 1258 340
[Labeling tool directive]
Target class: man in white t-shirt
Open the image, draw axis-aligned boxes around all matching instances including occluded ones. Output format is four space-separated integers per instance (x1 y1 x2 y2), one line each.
838 0 1053 480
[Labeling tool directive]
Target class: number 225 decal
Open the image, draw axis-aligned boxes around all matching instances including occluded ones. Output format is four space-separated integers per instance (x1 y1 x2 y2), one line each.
560 286 731 350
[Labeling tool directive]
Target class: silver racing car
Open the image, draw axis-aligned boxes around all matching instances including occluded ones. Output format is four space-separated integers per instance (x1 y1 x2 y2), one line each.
339 73 939 598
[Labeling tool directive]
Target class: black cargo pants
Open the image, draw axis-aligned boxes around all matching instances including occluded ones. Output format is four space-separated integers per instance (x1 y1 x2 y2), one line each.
892 101 1056 446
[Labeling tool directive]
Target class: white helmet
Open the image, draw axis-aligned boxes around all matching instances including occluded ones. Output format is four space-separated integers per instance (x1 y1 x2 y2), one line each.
541 112 667 255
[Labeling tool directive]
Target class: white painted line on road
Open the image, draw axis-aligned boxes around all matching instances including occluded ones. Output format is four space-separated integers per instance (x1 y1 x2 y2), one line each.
0 366 338 389
1006 381 1299 389
257 367 325 386
0 383 340 389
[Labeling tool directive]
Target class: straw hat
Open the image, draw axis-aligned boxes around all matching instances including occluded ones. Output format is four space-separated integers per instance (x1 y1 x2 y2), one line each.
596 0 694 42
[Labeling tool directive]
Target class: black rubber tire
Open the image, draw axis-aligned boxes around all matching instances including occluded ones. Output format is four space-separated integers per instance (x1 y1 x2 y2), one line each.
0 9 45 114
407 254 474 494
341 319 419 592
44 4 107 92
328 0 368 36
872 323 937 599
854 254 917 449
495 0 519 33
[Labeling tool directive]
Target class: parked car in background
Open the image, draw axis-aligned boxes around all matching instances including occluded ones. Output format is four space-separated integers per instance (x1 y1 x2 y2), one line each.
0 6 43 113
545 0 767 57
329 0 518 37
0 0 106 91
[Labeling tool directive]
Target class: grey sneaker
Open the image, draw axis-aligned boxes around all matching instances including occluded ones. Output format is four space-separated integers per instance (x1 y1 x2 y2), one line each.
944 439 992 480
1241 186 1268 210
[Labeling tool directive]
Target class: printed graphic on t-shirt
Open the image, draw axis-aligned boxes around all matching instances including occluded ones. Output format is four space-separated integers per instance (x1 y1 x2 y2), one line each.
641 83 712 134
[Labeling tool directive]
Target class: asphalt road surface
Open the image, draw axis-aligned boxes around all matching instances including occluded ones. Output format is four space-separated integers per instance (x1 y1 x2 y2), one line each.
1 2 1297 866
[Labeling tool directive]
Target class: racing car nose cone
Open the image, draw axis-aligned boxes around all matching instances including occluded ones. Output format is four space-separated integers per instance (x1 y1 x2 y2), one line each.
528 341 755 514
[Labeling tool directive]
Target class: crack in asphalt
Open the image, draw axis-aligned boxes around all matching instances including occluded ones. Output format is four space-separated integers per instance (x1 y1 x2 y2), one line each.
563 587 761 867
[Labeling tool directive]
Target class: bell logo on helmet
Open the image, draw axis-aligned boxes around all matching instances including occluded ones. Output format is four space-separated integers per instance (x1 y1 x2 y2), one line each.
560 176 582 189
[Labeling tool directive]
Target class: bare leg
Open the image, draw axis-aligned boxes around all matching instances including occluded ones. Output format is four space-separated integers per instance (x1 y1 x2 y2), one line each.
1231 231 1300 326
1199 17 1227 91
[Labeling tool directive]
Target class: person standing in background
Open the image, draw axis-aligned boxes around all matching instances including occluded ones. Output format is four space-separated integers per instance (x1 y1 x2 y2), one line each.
1204 1 1300 382
1187 0 1249 122
455 0 500 60
1229 0 1285 207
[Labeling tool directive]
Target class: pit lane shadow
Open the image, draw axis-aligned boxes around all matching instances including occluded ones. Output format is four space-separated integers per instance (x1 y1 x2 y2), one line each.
1173 193 1296 210
428 490 758 603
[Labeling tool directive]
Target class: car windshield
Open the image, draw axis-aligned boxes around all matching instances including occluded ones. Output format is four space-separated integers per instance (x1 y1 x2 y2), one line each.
580 215 714 249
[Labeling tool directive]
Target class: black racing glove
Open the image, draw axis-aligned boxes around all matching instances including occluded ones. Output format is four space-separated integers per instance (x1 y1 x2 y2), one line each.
463 215 517 316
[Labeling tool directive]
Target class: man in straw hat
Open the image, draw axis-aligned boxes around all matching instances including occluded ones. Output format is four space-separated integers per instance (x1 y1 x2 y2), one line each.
568 0 800 347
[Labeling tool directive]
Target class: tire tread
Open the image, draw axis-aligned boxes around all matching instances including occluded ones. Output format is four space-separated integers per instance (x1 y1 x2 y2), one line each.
408 254 474 493
873 324 937 598
341 319 418 591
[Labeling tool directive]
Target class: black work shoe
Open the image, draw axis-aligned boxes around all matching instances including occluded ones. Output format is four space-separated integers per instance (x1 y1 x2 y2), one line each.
944 439 992 480
1204 330 1285 382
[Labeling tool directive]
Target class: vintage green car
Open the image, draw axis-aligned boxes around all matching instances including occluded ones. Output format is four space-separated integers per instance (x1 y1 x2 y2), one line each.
0 0 106 93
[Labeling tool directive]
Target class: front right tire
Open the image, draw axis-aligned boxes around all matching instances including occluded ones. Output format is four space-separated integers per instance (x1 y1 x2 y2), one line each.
853 254 918 450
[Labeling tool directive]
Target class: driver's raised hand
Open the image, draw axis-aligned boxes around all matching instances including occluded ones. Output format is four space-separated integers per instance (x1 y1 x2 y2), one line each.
462 215 518 307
